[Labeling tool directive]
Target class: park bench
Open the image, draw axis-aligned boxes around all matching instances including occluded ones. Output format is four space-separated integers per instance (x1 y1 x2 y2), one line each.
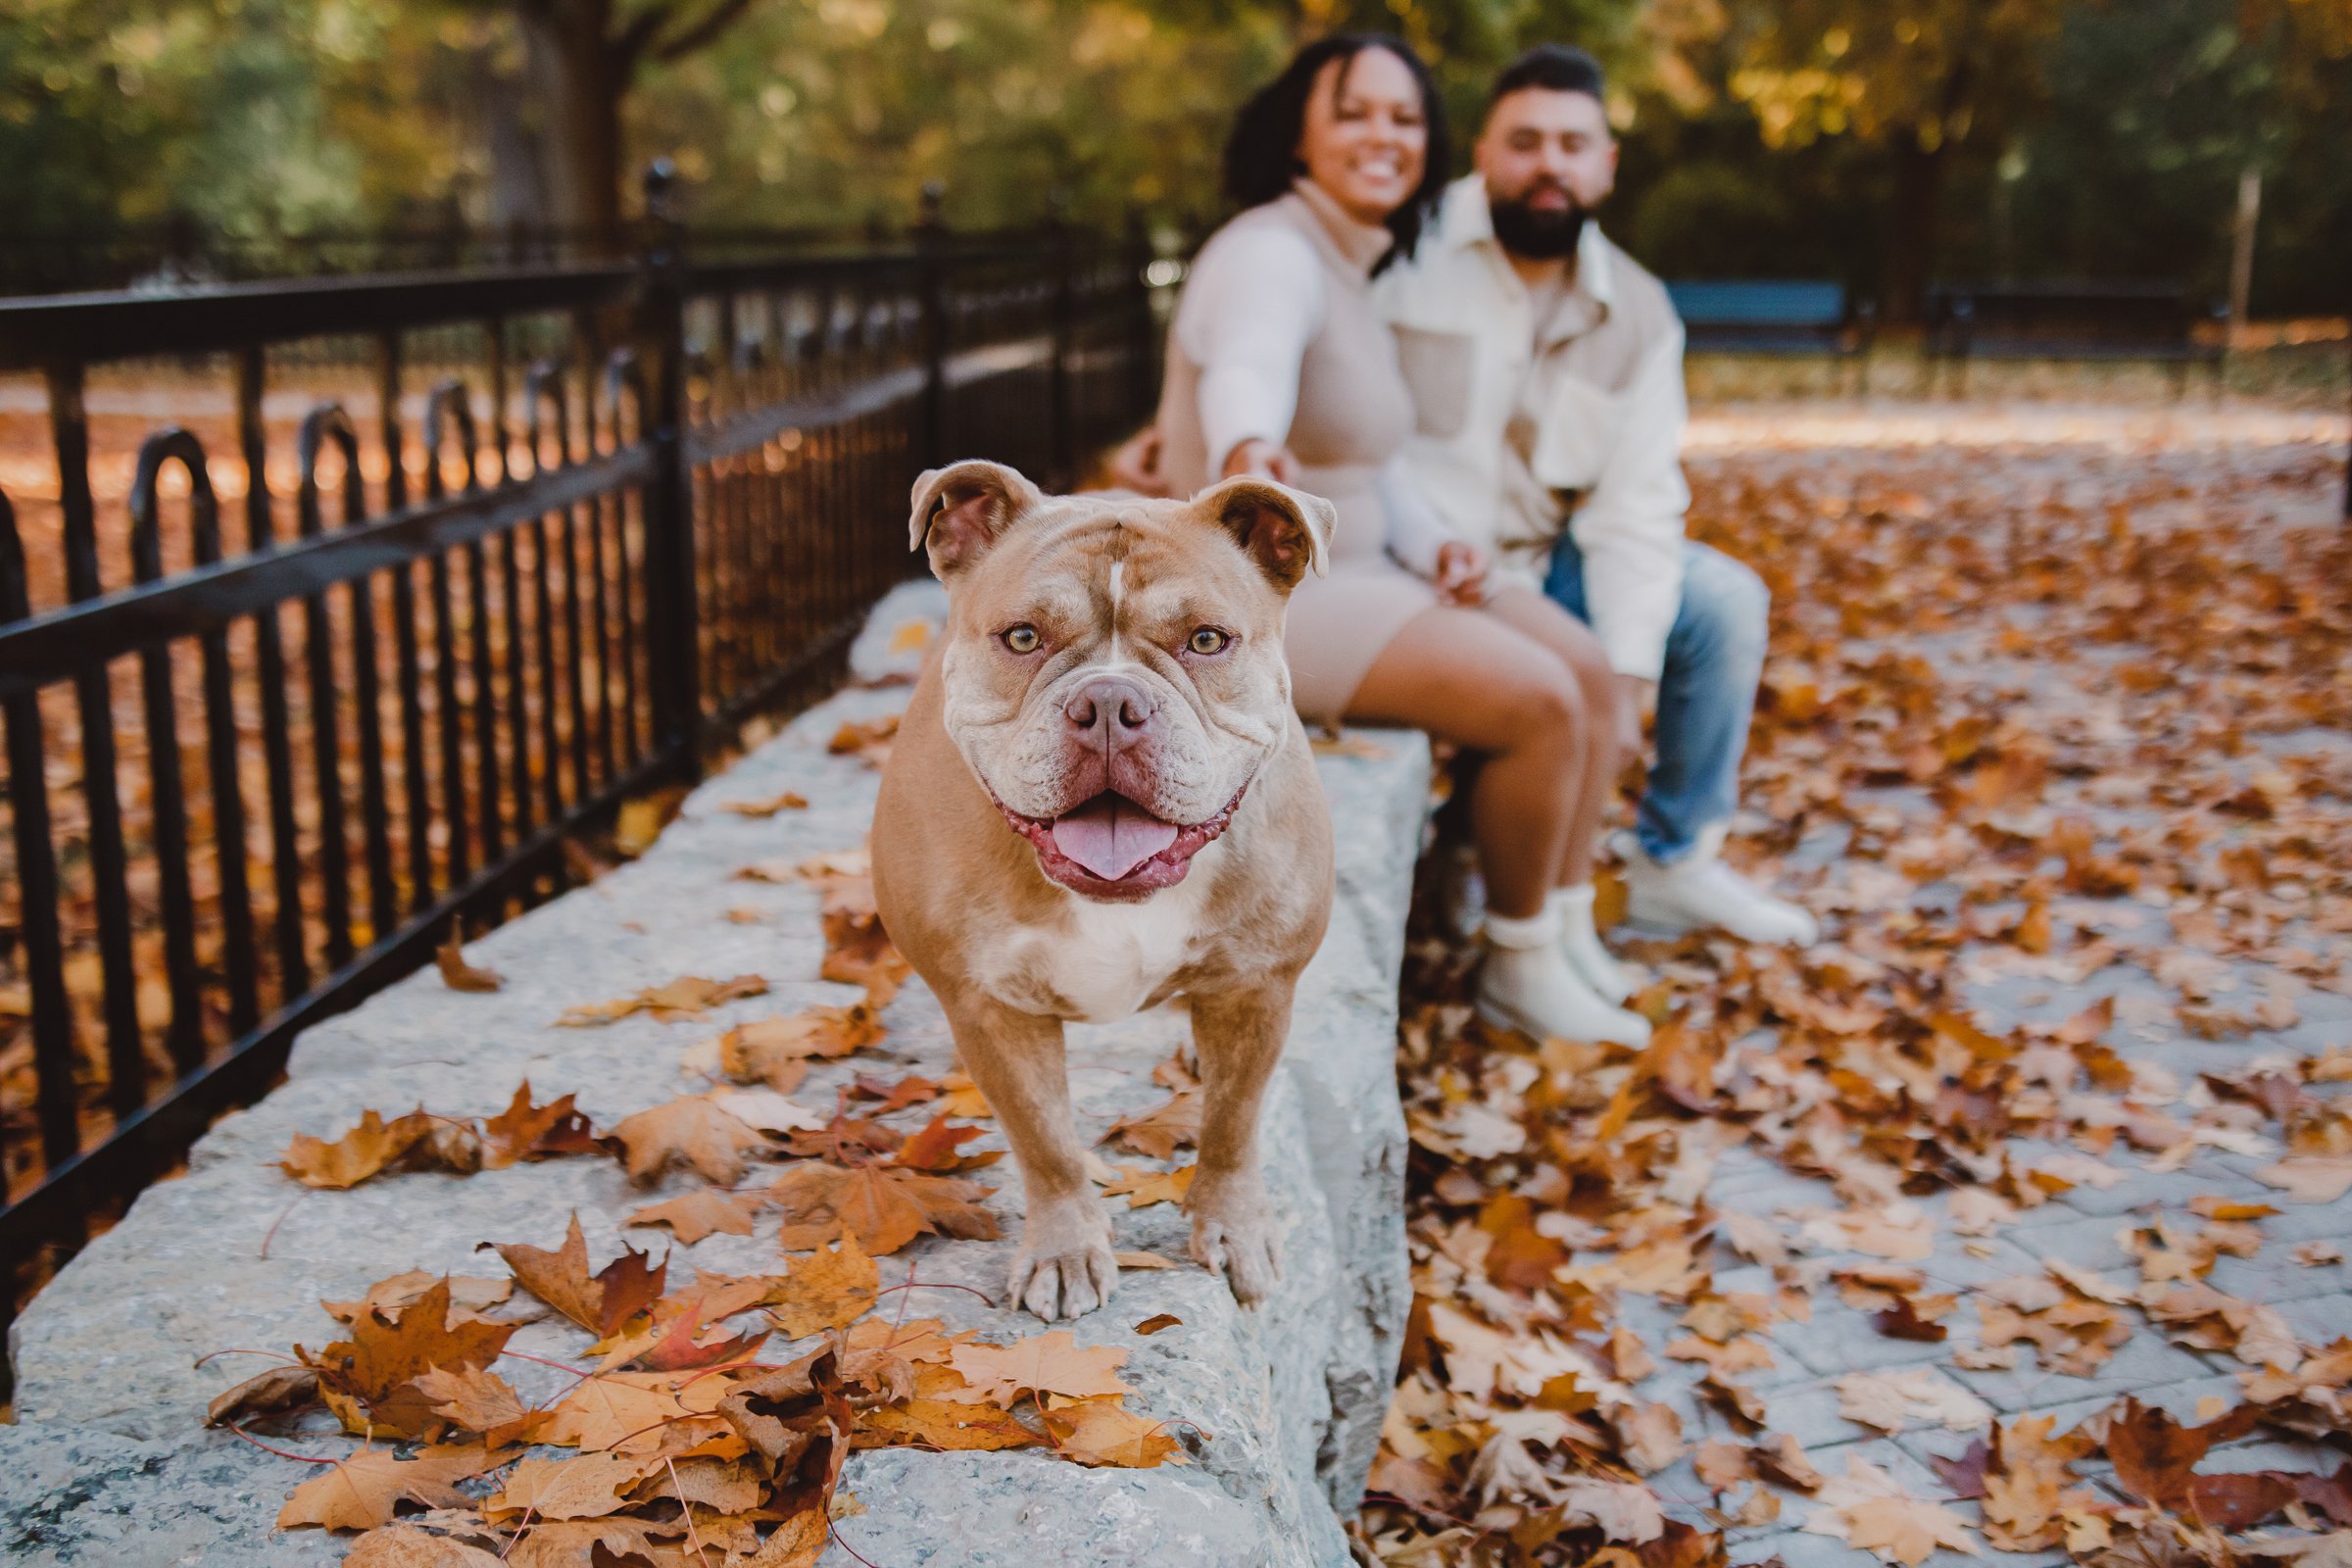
1926 281 2228 396
1665 278 1877 390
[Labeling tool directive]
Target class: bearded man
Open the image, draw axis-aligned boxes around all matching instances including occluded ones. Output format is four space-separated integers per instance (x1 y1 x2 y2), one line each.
1373 44 1816 953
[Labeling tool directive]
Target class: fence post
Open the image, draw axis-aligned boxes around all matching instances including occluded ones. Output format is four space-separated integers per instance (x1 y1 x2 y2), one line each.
916 182 948 473
1048 189 1075 487
1124 206 1155 427
637 158 702 778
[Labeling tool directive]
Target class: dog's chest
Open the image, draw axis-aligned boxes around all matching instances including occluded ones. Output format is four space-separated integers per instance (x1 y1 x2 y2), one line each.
978 871 1213 1023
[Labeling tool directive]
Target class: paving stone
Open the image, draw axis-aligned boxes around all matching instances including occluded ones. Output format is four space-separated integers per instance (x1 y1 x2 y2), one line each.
1946 1327 2227 1415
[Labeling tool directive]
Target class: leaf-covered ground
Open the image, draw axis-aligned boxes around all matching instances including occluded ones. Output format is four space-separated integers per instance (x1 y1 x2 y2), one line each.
1362 407 2352 1568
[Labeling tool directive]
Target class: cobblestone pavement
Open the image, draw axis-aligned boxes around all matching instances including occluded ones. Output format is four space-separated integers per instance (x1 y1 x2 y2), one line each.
1371 408 2352 1567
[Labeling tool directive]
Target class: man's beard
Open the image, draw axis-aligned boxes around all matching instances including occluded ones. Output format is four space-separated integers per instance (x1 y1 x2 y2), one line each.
1489 186 1588 261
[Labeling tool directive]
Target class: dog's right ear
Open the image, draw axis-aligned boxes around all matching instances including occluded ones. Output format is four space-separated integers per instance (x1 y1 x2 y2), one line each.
908 460 1046 579
1192 476 1335 594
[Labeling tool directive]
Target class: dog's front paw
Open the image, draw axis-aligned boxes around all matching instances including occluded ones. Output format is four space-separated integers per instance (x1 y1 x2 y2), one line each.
1007 1200 1117 1321
1189 1182 1281 1306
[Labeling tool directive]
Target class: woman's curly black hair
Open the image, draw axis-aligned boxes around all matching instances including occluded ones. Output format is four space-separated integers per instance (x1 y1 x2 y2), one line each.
1220 33 1452 265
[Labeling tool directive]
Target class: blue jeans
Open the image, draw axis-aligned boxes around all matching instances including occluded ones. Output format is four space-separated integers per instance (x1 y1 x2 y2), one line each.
1544 537 1769 864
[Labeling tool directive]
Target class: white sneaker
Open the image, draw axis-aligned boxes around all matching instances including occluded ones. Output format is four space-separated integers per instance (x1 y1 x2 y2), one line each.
1548 884 1633 1004
1476 907 1651 1047
1619 825 1819 946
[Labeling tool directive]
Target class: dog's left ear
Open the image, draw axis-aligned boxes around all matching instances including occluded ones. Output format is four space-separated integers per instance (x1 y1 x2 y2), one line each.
908 460 1047 579
1193 476 1335 594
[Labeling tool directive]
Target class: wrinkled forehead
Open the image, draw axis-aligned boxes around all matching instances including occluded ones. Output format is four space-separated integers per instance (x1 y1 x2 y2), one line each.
955 498 1274 630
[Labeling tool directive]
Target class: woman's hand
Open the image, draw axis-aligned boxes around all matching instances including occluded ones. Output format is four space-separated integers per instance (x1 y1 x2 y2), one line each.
1432 540 1490 606
1107 427 1176 498
1223 438 1299 485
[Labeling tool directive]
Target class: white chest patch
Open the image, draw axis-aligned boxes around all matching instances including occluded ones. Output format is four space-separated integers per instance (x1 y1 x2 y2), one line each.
975 847 1219 1022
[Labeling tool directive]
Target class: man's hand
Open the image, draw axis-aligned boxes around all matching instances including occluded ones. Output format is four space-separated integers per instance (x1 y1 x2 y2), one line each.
1614 672 1654 757
1432 541 1490 606
1223 438 1299 485
1107 427 1177 498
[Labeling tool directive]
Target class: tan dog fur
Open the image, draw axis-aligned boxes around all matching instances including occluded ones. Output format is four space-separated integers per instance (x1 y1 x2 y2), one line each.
872 460 1337 1319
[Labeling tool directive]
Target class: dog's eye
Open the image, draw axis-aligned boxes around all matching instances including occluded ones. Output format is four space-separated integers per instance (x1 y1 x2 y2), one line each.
1187 627 1231 657
1002 624 1042 655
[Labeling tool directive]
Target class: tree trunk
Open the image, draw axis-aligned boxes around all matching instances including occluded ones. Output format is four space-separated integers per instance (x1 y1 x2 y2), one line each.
519 0 626 253
1881 131 1947 327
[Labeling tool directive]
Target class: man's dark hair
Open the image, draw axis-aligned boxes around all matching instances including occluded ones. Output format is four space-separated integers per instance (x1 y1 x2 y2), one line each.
1489 43 1606 109
1222 33 1452 264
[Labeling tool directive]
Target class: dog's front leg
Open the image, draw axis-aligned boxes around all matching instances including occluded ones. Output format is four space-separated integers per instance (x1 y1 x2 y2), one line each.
940 989 1116 1320
1185 977 1295 1306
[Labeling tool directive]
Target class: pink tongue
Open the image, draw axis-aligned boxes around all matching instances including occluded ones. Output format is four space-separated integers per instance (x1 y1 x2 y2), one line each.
1049 795 1180 881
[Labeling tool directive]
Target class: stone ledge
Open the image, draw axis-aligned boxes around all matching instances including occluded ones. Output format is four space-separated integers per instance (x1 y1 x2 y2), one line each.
4 581 1432 1568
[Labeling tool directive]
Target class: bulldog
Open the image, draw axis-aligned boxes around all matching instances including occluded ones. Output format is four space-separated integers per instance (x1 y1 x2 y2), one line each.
871 459 1337 1320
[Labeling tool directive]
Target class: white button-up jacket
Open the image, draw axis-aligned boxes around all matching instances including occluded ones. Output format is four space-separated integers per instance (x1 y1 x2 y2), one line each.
1374 174 1691 678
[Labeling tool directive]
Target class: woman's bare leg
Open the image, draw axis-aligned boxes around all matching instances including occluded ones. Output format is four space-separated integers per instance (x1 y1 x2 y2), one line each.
1345 606 1589 919
1483 585 1621 889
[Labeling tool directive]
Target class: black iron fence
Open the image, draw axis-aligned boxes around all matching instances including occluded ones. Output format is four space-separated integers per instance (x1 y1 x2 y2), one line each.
0 172 1160 1342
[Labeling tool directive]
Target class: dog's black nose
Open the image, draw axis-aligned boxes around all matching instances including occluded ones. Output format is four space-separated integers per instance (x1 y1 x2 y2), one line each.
1065 674 1157 740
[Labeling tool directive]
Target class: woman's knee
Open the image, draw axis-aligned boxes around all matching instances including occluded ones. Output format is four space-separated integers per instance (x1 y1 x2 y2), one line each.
1496 655 1588 742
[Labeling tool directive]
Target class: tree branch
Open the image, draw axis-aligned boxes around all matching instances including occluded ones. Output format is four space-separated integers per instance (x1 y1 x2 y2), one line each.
651 0 760 63
612 1 677 73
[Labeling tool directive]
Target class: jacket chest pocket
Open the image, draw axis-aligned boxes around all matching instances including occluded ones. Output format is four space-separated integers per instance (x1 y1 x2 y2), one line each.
1391 324 1476 441
1529 374 1629 494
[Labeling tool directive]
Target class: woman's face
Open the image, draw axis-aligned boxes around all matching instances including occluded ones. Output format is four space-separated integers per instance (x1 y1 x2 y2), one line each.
1296 47 1427 225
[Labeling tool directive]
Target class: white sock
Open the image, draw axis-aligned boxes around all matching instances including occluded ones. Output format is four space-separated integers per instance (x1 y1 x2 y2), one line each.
1546 884 1596 926
1484 906 1560 951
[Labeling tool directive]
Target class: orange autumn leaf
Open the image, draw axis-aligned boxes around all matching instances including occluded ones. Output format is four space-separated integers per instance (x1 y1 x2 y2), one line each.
765 1235 880 1339
609 1094 771 1186
489 1213 667 1337
435 932 504 992
626 1189 763 1245
768 1159 999 1256
274 1446 481 1532
558 973 768 1027
1042 1395 1191 1468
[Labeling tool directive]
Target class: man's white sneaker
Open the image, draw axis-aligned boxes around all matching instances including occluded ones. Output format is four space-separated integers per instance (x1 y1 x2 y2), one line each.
1548 884 1633 1004
1619 826 1819 946
1476 907 1651 1047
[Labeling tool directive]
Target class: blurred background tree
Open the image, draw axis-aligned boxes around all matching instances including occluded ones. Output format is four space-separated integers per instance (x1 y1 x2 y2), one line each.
4 0 2346 314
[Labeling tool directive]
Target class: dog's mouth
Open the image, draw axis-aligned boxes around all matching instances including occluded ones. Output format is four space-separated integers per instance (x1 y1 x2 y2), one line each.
994 785 1247 900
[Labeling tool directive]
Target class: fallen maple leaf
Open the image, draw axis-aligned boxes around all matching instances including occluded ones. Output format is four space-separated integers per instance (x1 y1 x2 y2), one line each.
1804 1453 1981 1565
609 1094 771 1185
945 1330 1135 1404
1042 1395 1192 1467
717 1003 884 1090
278 1108 436 1190
558 973 768 1027
626 1189 763 1245
343 1519 507 1566
768 1159 998 1256
485 1450 650 1522
296 1279 521 1439
478 1082 601 1168
721 790 808 816
828 714 899 760
412 1364 542 1447
766 1235 879 1339
205 1364 320 1428
489 1213 667 1337
1101 1088 1201 1161
2256 1156 2352 1203
435 933 503 993
893 1114 1001 1174
1134 1313 1182 1336
274 1446 480 1532
818 882 911 1002
855 1396 1041 1452
1836 1367 1994 1435
1101 1163 1196 1208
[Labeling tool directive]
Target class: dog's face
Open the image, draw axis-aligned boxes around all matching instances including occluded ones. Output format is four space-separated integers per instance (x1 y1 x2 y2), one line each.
909 461 1333 903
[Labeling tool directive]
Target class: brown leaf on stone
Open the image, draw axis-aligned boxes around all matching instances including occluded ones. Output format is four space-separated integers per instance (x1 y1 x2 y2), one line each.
946 1330 1136 1404
1873 1296 1948 1342
765 1235 879 1339
2187 1471 2298 1531
435 933 504 993
2104 1396 2259 1510
411 1364 542 1447
478 1082 601 1168
816 876 911 1002
274 1446 479 1532
1928 1438 1990 1499
343 1519 508 1566
485 1450 652 1522
296 1280 521 1440
721 791 808 816
768 1159 998 1256
1752 1433 1825 1494
1101 1163 1196 1209
558 973 768 1027
1134 1313 1183 1336
626 1189 764 1246
205 1364 319 1427
1042 1395 1191 1467
856 1396 1043 1452
610 1094 771 1186
1101 1088 1201 1161
892 1114 1001 1174
278 1108 436 1190
718 1003 884 1089
320 1272 514 1328
489 1213 667 1337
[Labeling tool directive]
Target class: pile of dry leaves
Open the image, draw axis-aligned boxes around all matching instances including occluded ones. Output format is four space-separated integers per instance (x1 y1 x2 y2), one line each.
1359 429 2352 1567
225 795 1211 1566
